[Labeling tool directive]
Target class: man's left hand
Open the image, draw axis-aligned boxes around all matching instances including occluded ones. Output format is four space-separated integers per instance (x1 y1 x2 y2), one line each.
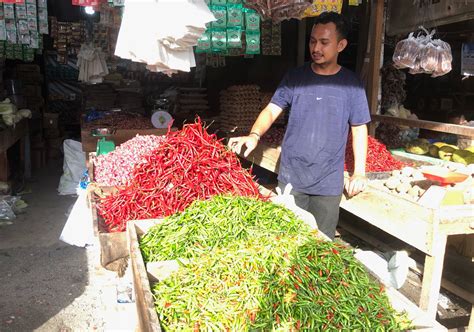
344 174 367 198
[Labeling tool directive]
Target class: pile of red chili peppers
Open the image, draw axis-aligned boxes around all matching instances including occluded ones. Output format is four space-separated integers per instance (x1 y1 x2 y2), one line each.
345 135 405 172
97 118 262 232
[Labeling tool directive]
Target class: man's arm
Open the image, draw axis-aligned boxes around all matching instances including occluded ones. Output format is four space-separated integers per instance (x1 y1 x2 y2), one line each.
345 124 368 197
228 103 284 157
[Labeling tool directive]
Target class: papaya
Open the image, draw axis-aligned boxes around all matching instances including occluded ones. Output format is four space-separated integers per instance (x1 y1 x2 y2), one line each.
404 139 430 155
452 150 474 165
433 142 447 148
465 154 474 165
438 145 456 161
428 144 439 158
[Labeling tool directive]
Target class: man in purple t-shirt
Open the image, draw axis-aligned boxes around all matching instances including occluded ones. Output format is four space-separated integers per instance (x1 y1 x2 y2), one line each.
229 12 371 239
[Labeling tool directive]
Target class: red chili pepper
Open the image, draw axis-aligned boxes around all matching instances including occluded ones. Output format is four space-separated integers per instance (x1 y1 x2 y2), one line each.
98 118 263 232
344 135 405 172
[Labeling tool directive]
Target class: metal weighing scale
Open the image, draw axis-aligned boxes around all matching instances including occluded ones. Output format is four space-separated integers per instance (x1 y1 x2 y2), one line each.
91 128 117 156
151 98 173 129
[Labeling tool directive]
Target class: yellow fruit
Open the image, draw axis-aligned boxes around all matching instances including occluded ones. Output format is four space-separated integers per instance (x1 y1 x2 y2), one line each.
466 155 474 165
404 139 429 155
452 150 474 165
433 142 447 148
465 146 474 153
438 146 456 161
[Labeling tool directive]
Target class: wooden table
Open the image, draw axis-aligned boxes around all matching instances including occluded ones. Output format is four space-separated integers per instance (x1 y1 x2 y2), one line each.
0 119 29 182
237 142 474 322
339 186 474 319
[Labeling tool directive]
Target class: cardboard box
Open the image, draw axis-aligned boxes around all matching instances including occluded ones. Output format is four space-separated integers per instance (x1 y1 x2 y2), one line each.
43 113 59 129
17 64 40 73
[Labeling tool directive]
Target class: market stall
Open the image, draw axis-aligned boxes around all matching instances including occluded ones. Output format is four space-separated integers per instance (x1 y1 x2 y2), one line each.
2 0 473 329
236 132 474 319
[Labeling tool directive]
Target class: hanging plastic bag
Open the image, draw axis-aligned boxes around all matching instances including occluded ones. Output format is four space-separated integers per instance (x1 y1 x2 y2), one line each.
419 40 438 73
243 0 272 20
392 32 420 69
271 0 312 23
431 39 452 77
271 183 318 231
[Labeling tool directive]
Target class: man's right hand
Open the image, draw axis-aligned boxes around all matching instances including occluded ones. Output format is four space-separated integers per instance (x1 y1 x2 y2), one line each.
228 135 259 157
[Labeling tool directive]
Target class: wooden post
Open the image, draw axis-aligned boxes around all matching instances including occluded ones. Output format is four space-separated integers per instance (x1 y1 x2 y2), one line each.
297 20 307 67
356 0 370 76
0 152 8 182
468 305 474 332
419 234 447 319
366 0 385 136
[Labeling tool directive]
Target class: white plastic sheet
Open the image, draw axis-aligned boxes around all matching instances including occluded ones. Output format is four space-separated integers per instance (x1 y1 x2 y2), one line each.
59 189 94 247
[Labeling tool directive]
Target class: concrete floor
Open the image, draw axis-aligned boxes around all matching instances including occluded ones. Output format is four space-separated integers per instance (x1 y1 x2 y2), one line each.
0 161 137 332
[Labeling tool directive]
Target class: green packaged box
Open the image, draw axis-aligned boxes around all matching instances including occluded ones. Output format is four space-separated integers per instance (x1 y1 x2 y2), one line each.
245 31 260 54
211 5 227 29
227 4 243 27
245 9 260 31
211 29 227 53
227 27 242 48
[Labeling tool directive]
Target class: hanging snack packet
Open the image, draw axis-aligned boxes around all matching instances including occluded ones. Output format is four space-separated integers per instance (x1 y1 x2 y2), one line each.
227 0 242 3
0 21 6 41
245 31 260 54
17 19 28 35
211 29 227 53
227 4 243 27
211 5 227 29
196 31 211 53
15 4 27 20
227 27 242 48
211 0 227 5
4 5 15 20
245 8 260 32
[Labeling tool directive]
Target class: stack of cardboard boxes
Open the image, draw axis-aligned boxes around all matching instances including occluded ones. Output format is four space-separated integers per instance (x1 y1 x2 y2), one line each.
16 64 55 167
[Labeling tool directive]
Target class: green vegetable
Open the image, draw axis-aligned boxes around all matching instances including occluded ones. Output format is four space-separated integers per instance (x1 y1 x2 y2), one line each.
140 196 410 331
140 196 306 262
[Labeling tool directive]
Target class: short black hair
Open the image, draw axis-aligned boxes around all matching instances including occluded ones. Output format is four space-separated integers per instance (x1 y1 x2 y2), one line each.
313 12 349 40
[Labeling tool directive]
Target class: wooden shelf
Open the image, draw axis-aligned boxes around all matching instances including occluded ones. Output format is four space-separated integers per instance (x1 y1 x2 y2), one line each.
372 114 474 137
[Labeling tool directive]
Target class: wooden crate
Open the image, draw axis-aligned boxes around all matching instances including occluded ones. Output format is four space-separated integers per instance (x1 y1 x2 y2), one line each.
89 184 131 271
128 219 446 332
91 184 274 271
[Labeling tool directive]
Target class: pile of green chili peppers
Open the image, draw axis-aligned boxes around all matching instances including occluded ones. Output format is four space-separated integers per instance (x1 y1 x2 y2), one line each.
139 196 410 331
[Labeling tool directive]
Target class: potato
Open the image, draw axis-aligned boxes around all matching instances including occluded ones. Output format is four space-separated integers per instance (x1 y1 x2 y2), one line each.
385 176 400 190
391 170 401 177
400 176 412 184
411 170 425 181
396 182 411 194
408 185 421 198
401 167 415 177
